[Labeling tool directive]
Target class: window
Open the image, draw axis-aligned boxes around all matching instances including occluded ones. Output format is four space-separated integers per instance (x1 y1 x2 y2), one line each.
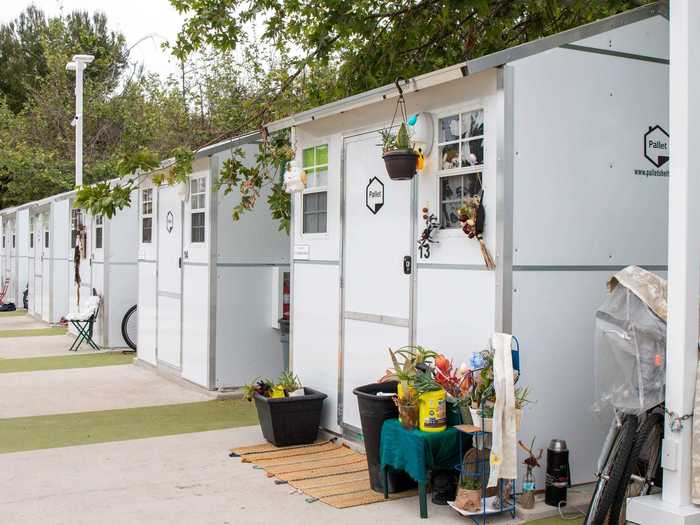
30 232 33 249
141 188 153 243
302 144 328 234
12 235 15 248
44 231 49 249
190 177 206 243
71 209 83 248
438 109 485 229
95 215 103 249
437 109 484 171
439 173 483 228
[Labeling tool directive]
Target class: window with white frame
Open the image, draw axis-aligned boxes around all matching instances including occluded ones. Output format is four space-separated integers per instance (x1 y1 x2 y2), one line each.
29 218 34 248
95 215 103 249
437 109 485 229
71 209 83 248
302 144 328 234
141 188 153 243
190 177 206 243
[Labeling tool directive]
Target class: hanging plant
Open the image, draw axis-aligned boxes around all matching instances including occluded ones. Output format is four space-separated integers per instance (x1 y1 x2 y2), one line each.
380 79 419 181
457 190 496 270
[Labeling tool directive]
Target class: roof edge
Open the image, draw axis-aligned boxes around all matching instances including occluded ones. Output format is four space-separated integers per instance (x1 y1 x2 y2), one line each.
266 2 661 132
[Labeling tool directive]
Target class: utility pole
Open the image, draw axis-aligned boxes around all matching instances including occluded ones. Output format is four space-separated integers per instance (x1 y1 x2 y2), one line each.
66 54 95 188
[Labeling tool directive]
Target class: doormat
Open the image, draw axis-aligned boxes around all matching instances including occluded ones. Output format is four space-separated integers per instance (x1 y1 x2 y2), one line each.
230 440 417 509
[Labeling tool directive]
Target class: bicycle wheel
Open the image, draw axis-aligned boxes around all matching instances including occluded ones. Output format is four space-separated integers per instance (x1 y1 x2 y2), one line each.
121 304 137 351
608 412 664 524
584 414 638 525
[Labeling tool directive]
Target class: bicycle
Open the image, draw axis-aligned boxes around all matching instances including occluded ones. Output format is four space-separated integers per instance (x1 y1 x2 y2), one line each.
121 304 137 351
583 408 663 525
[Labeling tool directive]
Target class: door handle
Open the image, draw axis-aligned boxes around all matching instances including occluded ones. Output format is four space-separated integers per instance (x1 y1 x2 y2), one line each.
403 255 412 275
178 257 182 269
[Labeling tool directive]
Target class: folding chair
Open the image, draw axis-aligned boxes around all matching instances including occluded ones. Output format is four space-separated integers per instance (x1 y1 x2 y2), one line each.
0 278 9 304
66 295 101 351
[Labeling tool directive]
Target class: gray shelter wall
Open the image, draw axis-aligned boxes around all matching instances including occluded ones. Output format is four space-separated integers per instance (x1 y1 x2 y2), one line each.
508 14 669 486
212 143 290 388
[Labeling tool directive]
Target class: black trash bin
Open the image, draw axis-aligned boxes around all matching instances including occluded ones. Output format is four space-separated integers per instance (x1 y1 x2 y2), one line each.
254 387 327 447
353 381 417 493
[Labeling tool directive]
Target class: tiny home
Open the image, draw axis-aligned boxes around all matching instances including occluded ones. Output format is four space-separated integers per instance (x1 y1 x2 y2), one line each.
26 195 71 323
136 132 290 389
0 207 23 306
267 4 669 486
62 188 139 347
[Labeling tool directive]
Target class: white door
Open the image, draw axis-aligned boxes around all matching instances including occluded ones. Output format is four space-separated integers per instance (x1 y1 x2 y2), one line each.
157 185 183 368
34 225 43 316
41 227 51 320
341 131 415 430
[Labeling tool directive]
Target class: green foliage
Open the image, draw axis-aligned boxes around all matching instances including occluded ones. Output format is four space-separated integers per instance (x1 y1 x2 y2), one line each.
74 181 135 219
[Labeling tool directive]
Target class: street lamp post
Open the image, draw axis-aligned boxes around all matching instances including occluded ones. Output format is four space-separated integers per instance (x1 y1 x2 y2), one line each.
66 54 94 188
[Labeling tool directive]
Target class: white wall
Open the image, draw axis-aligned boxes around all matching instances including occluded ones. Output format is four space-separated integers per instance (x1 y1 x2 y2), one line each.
137 179 158 365
51 199 71 323
510 17 669 485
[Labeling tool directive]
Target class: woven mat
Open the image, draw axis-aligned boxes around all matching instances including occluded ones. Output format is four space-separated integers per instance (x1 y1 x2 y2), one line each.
231 440 416 509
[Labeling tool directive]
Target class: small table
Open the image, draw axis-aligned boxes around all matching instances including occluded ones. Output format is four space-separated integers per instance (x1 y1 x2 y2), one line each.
379 418 462 518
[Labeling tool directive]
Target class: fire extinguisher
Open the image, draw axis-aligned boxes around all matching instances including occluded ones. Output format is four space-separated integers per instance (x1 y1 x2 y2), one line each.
545 439 571 507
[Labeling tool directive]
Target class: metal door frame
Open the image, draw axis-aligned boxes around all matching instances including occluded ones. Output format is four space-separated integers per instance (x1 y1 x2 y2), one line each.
155 184 185 370
337 128 418 433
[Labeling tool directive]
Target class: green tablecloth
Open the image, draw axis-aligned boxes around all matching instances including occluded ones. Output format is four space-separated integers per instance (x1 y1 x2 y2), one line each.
379 418 461 484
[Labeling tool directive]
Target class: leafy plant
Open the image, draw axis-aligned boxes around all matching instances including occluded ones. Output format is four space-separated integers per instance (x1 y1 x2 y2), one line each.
380 345 437 383
414 369 442 396
242 377 274 402
276 371 302 394
459 475 482 490
380 122 413 153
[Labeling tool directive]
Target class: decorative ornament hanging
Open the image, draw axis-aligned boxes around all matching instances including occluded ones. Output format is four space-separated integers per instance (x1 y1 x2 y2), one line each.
417 207 439 258
458 190 496 270
284 160 307 193
381 78 419 181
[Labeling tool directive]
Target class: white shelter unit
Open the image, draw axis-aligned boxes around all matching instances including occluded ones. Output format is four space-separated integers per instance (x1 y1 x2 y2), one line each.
0 208 19 305
268 4 669 488
136 132 290 389
64 189 138 348
25 195 71 323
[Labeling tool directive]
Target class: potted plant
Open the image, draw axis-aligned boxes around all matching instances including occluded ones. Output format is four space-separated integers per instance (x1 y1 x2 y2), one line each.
394 379 419 430
244 372 327 447
455 475 482 513
518 437 543 509
380 122 419 181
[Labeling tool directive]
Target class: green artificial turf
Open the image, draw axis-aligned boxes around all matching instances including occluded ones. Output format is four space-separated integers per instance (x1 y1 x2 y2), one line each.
0 400 258 454
0 352 134 374
0 310 27 317
0 327 67 337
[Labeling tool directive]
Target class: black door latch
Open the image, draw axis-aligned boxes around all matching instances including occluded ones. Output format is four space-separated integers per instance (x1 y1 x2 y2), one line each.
403 255 412 275
178 257 182 269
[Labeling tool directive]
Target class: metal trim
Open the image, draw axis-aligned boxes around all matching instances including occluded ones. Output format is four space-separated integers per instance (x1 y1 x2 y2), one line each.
344 311 410 328
513 265 668 272
416 263 491 271
497 65 515 334
182 261 208 267
337 139 347 427
265 3 660 132
207 156 219 390
138 258 157 264
157 290 181 299
293 259 340 266
216 262 291 268
561 44 669 64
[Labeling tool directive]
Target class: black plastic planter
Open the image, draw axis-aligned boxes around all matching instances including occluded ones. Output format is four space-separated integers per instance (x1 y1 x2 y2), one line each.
353 381 417 494
254 387 327 447
382 149 419 181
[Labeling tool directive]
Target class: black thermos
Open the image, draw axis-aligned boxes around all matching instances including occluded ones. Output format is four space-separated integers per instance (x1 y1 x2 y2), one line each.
545 439 571 507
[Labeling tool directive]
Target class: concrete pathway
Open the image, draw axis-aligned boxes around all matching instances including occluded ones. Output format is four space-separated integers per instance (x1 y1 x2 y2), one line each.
0 315 51 330
0 426 524 525
0 364 210 418
0 334 104 358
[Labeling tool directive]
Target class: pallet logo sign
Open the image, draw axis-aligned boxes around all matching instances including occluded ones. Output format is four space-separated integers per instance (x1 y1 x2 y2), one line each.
366 177 385 215
635 125 669 178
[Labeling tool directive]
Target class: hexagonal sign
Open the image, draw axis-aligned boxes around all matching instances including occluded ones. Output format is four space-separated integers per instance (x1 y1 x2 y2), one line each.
644 125 669 168
366 177 384 215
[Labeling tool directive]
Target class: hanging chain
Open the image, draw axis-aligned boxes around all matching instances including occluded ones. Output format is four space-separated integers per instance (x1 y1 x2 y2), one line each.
388 77 408 131
664 407 693 432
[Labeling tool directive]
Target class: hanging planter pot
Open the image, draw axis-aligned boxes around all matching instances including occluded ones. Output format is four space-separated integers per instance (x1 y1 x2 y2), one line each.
382 149 419 181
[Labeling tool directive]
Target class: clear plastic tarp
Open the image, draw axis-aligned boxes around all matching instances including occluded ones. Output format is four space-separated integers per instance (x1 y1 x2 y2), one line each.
594 266 667 415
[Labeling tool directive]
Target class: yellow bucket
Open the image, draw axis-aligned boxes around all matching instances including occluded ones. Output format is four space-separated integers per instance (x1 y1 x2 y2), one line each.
419 389 447 432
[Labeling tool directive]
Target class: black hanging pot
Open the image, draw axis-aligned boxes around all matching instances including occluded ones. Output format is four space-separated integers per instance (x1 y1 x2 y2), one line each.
382 149 419 181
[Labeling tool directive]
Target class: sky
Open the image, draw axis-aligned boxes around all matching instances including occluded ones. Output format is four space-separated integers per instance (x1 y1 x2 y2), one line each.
1 0 186 79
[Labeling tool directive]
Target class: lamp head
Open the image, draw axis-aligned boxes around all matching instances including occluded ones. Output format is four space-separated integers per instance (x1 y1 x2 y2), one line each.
72 54 95 64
